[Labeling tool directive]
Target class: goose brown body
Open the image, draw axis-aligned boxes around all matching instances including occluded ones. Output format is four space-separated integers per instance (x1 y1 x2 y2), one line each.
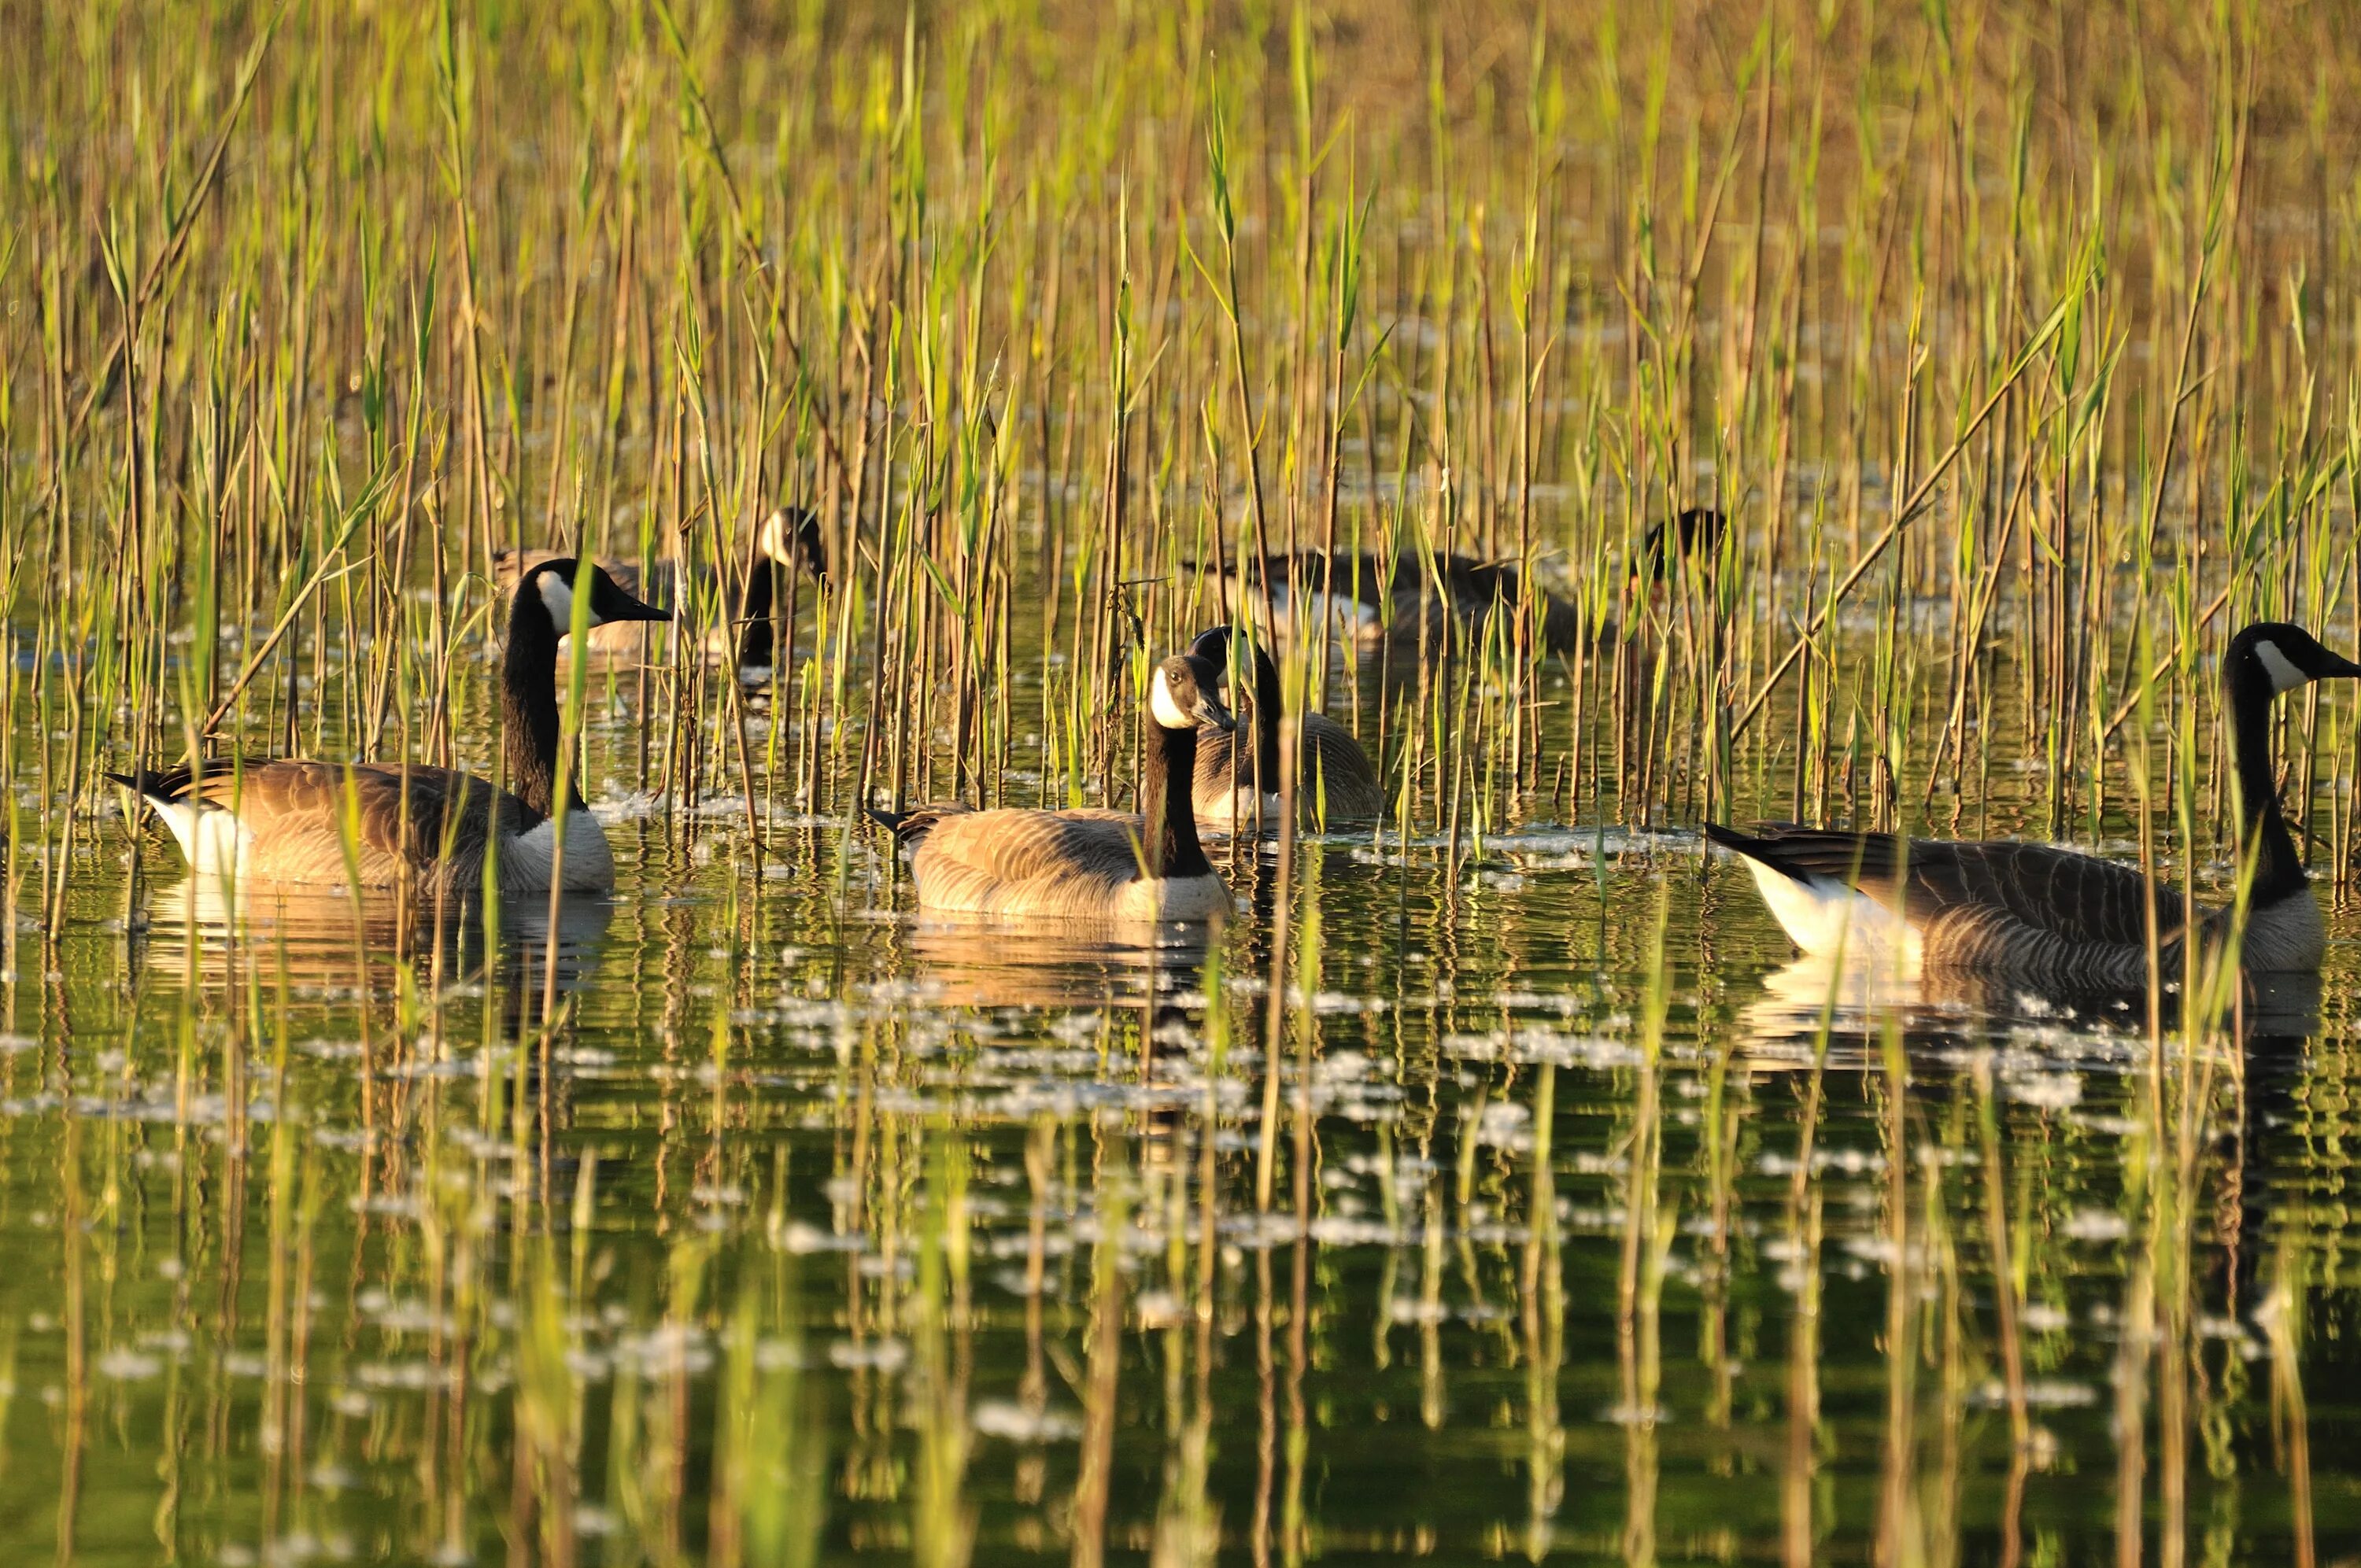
111 559 668 898
1708 622 2360 984
882 806 1232 921
1189 627 1384 829
875 650 1236 921
109 760 583 898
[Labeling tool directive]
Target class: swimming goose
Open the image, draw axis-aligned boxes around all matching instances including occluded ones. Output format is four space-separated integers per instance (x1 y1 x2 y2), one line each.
1205 548 1581 657
870 648 1238 921
1202 511 1720 662
1188 626 1384 830
492 505 826 669
1706 622 2361 986
109 558 670 898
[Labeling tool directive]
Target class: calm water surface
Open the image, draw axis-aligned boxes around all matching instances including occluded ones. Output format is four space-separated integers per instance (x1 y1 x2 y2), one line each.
4 672 2359 1567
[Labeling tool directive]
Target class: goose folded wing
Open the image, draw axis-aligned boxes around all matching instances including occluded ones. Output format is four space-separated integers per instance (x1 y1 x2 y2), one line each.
925 810 1151 884
1301 714 1384 815
1736 828 2172 946
178 760 515 866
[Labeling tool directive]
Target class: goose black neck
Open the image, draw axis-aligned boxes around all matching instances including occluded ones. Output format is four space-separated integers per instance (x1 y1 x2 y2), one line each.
2227 665 2305 903
1250 645 1284 784
1143 722 1213 880
737 555 779 668
503 592 577 822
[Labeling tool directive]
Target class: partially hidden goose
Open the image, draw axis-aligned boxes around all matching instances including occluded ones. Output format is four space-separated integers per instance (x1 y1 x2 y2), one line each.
1707 622 2361 987
1207 548 1581 657
109 558 670 898
870 647 1238 921
1201 510 1720 662
492 504 826 670
1188 625 1384 830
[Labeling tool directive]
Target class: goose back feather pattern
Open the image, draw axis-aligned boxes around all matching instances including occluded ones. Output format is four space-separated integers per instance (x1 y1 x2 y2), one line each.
1704 825 2198 988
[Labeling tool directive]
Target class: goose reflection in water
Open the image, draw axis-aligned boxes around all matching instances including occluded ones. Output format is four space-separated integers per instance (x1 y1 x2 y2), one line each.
1735 948 2322 1067
134 876 617 1008
896 912 1218 1013
1734 946 2320 1306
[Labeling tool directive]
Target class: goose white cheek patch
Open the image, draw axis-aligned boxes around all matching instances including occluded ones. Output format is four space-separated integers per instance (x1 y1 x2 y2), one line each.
1150 668 1195 729
2255 640 2307 693
538 575 578 630
538 574 613 630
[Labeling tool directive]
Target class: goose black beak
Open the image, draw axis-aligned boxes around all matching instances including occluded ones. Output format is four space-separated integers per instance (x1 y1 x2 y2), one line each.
615 596 671 624
1195 693 1238 732
2325 649 2361 680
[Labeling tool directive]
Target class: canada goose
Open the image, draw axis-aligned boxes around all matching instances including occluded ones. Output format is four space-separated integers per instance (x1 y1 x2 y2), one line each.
1188 625 1384 830
1203 548 1582 658
1201 511 1721 662
108 559 670 898
491 505 826 669
870 648 1238 921
1706 622 2361 987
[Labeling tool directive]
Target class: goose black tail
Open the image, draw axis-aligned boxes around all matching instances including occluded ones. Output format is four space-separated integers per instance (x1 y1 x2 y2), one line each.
104 769 180 801
870 807 940 847
1701 821 1758 853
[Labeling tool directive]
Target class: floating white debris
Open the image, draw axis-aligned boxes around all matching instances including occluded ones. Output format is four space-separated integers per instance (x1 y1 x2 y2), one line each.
2062 1210 2130 1243
96 1346 164 1381
972 1400 1084 1442
2004 1073 2082 1110
827 1337 908 1372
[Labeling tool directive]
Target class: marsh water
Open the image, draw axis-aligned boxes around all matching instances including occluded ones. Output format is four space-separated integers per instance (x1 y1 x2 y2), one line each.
3 641 2357 1568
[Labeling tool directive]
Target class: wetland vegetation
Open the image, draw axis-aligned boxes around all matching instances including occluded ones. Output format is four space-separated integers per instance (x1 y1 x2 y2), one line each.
6 0 2361 1562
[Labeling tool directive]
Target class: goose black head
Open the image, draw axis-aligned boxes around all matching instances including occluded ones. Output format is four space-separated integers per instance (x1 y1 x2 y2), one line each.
2226 622 2361 695
756 505 829 582
1635 507 1727 584
521 558 671 633
1188 625 1233 680
1189 622 1282 718
1150 651 1236 732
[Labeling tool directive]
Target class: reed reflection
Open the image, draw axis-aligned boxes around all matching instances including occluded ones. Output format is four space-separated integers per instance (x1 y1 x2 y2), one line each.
1730 946 2326 1567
